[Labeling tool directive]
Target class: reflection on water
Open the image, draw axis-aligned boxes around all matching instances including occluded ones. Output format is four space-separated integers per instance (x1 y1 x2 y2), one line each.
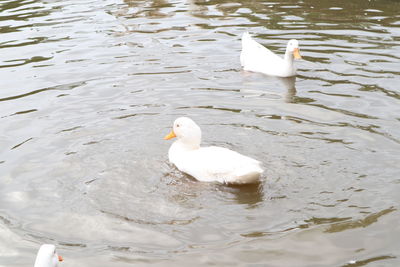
279 76 297 103
324 206 396 233
1 0 400 266
218 182 264 206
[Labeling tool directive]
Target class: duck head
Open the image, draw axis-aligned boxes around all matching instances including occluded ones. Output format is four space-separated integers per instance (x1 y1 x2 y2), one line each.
34 244 63 267
164 117 201 149
286 39 302 59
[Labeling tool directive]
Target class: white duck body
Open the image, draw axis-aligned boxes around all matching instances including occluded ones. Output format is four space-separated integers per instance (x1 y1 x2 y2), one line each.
240 32 301 77
34 244 62 267
165 117 263 184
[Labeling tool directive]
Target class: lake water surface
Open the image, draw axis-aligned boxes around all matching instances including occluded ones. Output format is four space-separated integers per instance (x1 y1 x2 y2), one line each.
1 0 400 266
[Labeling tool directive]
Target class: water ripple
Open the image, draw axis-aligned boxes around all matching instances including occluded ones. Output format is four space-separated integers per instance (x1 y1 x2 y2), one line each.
1 0 400 266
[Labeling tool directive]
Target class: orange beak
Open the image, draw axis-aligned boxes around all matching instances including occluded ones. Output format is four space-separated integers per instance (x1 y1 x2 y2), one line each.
293 48 301 59
164 130 176 140
58 255 63 262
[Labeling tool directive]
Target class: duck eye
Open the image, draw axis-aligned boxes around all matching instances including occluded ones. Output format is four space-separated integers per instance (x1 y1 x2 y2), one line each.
176 124 180 128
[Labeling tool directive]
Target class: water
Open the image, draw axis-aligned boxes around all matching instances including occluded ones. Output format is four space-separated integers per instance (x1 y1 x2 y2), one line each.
1 0 399 266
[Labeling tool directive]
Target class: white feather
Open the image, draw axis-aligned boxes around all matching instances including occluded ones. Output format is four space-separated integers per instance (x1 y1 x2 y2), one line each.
240 32 301 77
34 244 62 267
165 117 264 184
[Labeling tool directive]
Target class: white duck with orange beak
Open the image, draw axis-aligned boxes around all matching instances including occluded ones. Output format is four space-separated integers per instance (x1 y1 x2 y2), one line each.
164 117 264 184
34 244 63 267
240 32 302 77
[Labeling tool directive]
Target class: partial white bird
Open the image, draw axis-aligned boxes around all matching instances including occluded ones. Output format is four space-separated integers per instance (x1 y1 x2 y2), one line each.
34 244 63 267
164 117 264 184
240 32 302 77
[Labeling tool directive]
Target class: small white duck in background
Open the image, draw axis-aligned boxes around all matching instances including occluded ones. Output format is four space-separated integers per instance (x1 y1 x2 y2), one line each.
34 244 63 267
164 117 264 184
240 32 302 77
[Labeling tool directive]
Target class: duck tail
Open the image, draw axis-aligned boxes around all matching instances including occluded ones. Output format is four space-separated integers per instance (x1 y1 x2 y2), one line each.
236 171 262 184
242 31 252 42
228 165 264 184
241 32 253 67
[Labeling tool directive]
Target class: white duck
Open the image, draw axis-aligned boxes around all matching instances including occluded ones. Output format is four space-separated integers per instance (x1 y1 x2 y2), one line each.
240 32 302 77
164 117 264 184
34 244 63 267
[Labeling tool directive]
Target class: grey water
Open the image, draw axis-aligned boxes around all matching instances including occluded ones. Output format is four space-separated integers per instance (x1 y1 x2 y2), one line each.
0 0 399 266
